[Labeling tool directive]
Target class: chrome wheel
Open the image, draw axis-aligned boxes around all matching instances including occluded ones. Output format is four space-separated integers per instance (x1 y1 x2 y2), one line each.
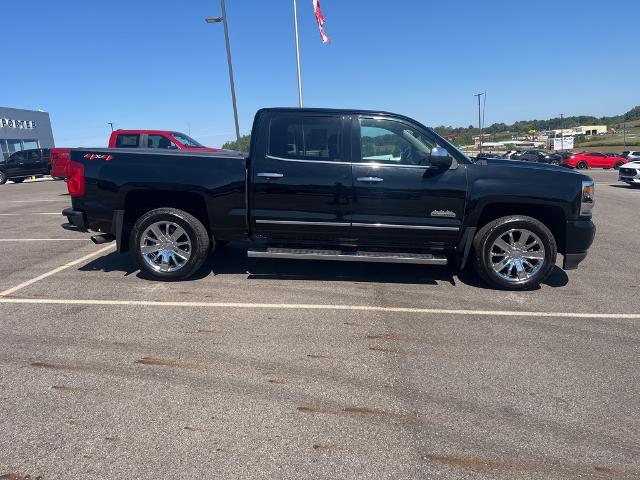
489 229 545 284
140 221 192 273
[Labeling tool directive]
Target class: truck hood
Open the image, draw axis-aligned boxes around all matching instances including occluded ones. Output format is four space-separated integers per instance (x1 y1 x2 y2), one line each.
623 161 640 169
480 157 579 174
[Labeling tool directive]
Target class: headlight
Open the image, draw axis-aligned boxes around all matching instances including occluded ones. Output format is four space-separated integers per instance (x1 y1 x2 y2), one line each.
580 180 595 216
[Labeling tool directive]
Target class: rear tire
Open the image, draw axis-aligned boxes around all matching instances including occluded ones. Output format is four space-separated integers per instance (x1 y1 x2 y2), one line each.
472 215 557 291
614 162 624 170
11 177 26 183
0 171 6 185
130 208 211 281
576 161 587 169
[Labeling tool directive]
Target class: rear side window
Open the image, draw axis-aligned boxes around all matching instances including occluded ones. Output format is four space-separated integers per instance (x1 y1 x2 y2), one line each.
115 134 140 148
147 134 177 149
28 150 41 160
268 116 342 161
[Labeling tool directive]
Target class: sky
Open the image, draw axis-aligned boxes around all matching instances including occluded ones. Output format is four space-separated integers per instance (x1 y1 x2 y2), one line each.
3 0 639 148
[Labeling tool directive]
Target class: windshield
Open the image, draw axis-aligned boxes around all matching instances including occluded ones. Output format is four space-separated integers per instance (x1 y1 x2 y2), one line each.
171 132 205 148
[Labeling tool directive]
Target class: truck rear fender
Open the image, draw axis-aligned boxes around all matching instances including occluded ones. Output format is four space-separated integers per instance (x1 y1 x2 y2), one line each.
120 189 210 253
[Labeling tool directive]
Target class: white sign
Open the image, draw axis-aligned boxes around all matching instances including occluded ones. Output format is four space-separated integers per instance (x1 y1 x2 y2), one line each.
554 137 574 150
0 118 37 129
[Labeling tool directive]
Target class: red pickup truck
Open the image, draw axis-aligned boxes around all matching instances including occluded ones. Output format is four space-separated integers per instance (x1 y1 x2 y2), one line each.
108 130 222 152
52 130 222 178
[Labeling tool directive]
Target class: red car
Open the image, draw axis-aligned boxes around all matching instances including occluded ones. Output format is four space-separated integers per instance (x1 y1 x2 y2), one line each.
108 130 222 152
562 151 627 170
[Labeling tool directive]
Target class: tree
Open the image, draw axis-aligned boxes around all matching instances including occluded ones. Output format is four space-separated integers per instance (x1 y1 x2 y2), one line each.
222 135 251 152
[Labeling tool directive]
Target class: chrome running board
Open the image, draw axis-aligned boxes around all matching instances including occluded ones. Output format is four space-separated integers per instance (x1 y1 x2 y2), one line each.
247 248 447 265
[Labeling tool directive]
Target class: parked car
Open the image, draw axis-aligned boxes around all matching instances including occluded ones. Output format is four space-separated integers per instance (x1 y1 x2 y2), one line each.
618 161 640 187
621 151 640 162
513 150 547 162
108 130 223 152
501 150 518 159
50 148 71 179
0 148 51 185
561 151 627 170
62 107 596 291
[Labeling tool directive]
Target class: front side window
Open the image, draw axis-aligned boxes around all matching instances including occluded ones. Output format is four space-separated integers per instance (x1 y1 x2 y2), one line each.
269 116 342 161
171 132 204 148
359 118 435 166
147 134 177 149
115 134 140 148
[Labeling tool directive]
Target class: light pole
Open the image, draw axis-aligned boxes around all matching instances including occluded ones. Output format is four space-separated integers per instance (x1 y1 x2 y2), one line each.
206 0 241 144
474 93 484 154
108 122 114 132
293 0 304 108
623 116 627 150
559 113 564 151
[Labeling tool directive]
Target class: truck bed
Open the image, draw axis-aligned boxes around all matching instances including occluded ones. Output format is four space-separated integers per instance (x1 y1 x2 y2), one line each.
68 148 248 241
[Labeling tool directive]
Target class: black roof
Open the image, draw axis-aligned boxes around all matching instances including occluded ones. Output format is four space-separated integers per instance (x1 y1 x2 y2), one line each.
256 107 427 126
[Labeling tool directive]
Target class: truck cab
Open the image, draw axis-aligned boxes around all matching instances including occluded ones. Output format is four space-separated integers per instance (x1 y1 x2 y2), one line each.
108 130 222 152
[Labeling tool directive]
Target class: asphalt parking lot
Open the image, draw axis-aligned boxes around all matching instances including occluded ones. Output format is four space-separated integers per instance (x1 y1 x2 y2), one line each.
0 171 639 479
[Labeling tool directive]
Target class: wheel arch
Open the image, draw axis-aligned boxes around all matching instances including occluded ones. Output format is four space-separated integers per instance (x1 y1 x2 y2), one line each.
474 202 567 254
121 189 211 252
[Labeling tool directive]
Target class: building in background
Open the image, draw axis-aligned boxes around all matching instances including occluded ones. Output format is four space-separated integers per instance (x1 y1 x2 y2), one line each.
0 107 55 162
551 125 607 137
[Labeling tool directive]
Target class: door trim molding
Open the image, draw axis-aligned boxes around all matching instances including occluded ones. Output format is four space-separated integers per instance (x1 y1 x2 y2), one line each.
256 220 349 227
352 222 459 231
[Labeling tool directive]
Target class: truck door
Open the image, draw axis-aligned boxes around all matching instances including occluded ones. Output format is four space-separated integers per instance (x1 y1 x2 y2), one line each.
250 112 352 244
351 116 467 250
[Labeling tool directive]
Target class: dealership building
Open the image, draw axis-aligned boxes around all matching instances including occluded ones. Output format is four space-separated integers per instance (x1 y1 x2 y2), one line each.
0 107 55 162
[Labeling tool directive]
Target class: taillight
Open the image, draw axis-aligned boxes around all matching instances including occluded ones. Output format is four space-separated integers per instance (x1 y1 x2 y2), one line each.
67 160 85 197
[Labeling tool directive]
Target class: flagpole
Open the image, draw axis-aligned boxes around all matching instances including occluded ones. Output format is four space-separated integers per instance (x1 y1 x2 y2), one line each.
293 0 304 108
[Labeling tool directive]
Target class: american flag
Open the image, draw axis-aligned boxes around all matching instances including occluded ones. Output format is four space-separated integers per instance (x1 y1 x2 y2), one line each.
312 0 330 44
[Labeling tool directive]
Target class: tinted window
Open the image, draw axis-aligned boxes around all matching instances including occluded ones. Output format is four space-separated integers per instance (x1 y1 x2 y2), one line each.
10 152 26 161
359 118 435 166
171 132 204 148
147 134 177 149
115 134 140 148
269 116 342 161
28 150 41 160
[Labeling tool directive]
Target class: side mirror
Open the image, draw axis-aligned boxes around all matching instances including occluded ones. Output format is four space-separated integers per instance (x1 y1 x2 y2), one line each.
430 147 453 169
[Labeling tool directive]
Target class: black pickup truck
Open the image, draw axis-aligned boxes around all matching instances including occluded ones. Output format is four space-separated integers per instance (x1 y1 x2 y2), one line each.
62 108 596 290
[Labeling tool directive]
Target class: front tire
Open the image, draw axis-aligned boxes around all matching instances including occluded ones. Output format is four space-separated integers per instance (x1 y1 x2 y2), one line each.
576 161 587 169
11 177 26 183
0 171 6 185
130 208 211 281
614 162 624 170
472 215 557 290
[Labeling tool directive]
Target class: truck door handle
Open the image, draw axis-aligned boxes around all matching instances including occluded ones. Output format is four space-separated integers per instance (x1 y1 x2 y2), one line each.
257 172 284 179
356 176 384 183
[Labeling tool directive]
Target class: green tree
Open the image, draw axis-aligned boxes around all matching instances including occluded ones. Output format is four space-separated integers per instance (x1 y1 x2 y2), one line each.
222 135 251 152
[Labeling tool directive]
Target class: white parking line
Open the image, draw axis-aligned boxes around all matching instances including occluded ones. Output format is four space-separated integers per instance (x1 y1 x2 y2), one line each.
0 244 115 297
0 297 638 319
10 200 64 203
0 213 61 216
0 239 91 242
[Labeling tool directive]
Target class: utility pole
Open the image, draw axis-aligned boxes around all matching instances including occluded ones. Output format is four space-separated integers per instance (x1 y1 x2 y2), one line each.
205 0 241 144
623 116 627 150
560 113 564 151
293 0 304 108
474 93 484 154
